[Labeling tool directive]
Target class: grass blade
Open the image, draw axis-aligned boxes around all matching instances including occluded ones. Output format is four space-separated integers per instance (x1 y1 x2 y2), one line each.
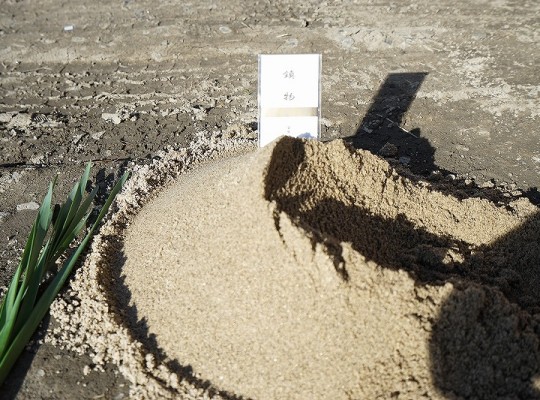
55 164 90 246
10 184 54 338
0 166 129 387
52 185 98 260
0 183 53 358
55 165 92 245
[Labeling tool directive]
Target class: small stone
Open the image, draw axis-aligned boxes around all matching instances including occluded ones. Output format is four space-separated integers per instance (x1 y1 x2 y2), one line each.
91 131 105 140
7 113 32 129
480 180 495 188
72 133 86 144
83 365 91 375
320 118 333 127
37 369 45 377
17 201 40 211
219 26 232 34
446 174 457 181
398 156 411 165
471 31 487 40
10 171 22 183
428 170 443 181
101 113 122 124
0 113 13 123
0 211 10 221
29 154 46 165
285 38 299 47
378 142 398 157
341 36 355 48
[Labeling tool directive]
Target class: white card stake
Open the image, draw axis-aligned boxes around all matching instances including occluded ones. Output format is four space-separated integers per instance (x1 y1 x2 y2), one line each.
258 54 321 147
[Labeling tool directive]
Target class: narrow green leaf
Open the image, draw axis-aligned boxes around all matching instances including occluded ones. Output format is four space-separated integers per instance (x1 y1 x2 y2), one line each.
54 184 77 238
19 184 53 291
0 232 89 385
91 171 129 231
12 243 52 335
22 184 54 289
0 190 49 359
62 184 83 232
58 164 90 241
69 184 98 232
46 164 94 266
53 214 91 263
0 262 23 360
8 188 53 343
0 183 53 360
0 167 129 386
0 248 25 327
52 185 98 260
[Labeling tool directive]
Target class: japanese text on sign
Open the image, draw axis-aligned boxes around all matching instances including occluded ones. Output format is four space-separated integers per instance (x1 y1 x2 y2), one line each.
258 54 321 147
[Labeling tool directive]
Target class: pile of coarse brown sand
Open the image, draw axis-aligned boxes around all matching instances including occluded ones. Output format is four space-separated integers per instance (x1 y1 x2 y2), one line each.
48 134 540 399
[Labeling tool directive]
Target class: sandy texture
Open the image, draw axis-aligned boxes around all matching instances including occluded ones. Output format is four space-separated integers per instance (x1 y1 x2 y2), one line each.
95 136 540 399
46 134 256 399
1 0 539 397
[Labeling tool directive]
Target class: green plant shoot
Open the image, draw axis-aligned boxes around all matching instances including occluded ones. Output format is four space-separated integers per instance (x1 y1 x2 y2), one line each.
0 163 128 386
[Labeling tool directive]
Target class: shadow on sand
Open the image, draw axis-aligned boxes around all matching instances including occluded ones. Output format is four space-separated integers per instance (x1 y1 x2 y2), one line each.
266 134 540 399
101 73 540 399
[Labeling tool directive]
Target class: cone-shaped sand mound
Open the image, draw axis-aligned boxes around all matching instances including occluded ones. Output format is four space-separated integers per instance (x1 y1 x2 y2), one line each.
113 137 540 399
46 136 540 399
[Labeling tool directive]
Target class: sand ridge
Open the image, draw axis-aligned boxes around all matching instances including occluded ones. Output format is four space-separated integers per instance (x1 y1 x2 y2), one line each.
48 135 540 399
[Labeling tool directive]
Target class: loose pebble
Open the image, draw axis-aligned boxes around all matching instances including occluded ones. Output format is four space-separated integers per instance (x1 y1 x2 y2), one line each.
16 201 40 211
378 142 398 157
399 156 411 165
101 113 122 125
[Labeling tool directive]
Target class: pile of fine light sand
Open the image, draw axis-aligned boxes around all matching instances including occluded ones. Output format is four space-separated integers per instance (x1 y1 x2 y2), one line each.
48 135 540 399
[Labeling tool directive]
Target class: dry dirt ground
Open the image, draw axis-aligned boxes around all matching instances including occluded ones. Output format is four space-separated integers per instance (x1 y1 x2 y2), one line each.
0 0 538 398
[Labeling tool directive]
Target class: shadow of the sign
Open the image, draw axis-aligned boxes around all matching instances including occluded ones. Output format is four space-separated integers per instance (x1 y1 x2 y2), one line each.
346 72 437 176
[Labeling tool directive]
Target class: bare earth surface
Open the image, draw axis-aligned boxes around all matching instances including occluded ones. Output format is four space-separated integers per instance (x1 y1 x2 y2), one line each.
0 0 538 398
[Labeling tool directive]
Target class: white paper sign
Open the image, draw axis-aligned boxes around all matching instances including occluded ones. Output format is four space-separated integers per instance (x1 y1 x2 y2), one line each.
258 54 321 147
